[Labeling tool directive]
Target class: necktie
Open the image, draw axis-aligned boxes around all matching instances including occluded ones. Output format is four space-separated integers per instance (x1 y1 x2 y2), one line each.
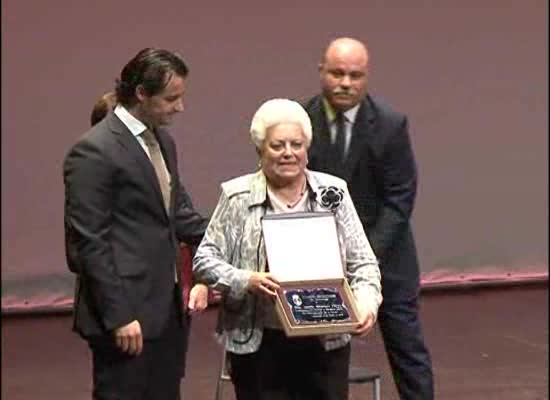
327 112 347 179
142 129 171 212
334 112 347 164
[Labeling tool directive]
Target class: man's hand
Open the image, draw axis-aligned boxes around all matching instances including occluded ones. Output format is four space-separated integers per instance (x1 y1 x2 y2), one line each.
114 320 143 356
353 311 376 337
188 283 209 314
247 272 280 298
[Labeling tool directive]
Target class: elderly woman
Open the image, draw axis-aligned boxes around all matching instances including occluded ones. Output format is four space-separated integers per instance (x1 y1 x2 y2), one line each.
193 99 382 400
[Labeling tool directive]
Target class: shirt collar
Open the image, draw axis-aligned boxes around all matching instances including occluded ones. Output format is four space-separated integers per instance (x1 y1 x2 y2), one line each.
247 169 326 208
114 104 148 137
322 97 360 125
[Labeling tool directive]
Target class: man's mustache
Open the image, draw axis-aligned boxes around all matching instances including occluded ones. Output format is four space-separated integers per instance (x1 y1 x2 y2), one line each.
332 88 352 96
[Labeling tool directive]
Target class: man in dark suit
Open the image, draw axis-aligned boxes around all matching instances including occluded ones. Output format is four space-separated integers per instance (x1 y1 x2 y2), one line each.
304 37 434 399
63 48 209 400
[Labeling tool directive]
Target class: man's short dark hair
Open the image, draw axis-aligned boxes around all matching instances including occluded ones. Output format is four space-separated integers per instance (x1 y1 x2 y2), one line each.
115 48 189 107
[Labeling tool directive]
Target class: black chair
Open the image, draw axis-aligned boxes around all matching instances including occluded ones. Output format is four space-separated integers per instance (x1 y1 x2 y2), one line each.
348 364 381 400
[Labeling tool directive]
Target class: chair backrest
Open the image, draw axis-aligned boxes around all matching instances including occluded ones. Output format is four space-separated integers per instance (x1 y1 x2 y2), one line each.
180 244 194 307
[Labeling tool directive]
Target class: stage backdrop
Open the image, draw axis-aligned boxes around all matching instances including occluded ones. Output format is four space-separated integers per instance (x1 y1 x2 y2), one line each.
2 0 547 313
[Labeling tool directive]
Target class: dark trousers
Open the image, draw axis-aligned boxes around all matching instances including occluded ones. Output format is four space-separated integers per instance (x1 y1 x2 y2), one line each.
88 297 187 400
229 328 350 400
378 296 434 400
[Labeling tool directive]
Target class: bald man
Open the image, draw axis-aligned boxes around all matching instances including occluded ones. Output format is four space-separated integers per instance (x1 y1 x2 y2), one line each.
304 37 434 399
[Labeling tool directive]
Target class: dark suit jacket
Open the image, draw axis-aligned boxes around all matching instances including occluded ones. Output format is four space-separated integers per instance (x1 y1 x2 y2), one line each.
305 94 420 302
63 111 208 339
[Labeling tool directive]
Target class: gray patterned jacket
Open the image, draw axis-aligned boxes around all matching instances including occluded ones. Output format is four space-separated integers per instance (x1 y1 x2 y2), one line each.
193 169 382 354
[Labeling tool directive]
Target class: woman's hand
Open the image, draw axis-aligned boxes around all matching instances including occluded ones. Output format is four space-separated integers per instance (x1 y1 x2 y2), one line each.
353 310 376 337
246 272 280 298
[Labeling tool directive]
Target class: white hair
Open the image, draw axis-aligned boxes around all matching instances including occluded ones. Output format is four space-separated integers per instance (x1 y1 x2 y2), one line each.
250 98 312 149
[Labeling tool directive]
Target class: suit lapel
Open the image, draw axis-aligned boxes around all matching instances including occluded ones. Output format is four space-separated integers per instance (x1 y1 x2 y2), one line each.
342 98 377 181
107 113 169 219
308 96 333 172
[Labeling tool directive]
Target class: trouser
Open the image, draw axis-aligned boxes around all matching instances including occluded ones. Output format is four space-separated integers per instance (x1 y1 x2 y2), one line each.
229 328 350 400
378 296 434 400
88 291 187 400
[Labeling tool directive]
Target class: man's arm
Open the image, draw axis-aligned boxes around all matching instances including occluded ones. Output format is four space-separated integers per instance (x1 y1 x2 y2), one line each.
64 140 134 332
366 117 417 260
173 179 209 245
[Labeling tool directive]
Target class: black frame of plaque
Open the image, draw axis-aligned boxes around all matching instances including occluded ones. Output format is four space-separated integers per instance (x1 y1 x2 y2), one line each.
274 278 360 337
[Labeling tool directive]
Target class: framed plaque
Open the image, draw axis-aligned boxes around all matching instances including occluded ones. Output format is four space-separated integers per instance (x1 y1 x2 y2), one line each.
261 212 361 337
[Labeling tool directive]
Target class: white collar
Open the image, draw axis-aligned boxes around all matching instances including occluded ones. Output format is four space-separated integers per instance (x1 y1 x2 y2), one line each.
322 98 360 125
114 104 148 137
342 103 360 124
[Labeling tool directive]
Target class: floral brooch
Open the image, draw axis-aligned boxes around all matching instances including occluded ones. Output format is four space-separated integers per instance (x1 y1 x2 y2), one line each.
318 186 344 211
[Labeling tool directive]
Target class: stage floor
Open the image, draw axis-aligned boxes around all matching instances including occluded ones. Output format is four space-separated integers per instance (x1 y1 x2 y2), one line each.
2 284 548 400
